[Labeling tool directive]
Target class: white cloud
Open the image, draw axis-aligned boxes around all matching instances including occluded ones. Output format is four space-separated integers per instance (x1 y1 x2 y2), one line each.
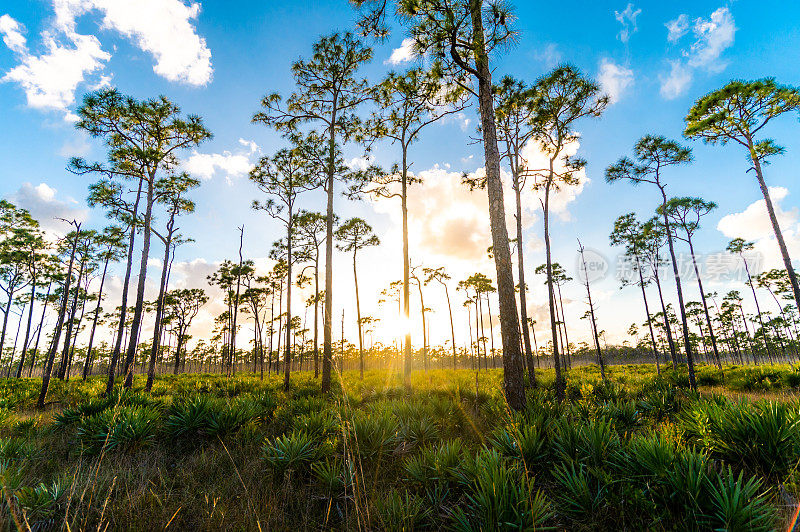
659 7 736 99
614 3 642 44
659 60 692 100
385 37 415 65
597 58 634 104
54 0 212 85
0 0 212 116
184 139 260 184
520 138 588 222
346 155 374 171
687 7 736 72
717 187 800 273
718 187 798 243
534 43 561 69
1 26 109 113
0 14 27 54
666 13 689 43
6 182 89 237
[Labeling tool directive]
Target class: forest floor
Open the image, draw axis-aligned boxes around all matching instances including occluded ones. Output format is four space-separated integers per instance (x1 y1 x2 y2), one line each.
0 363 798 530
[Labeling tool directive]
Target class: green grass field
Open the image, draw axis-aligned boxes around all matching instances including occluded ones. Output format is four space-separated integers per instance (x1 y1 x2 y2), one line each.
0 364 799 530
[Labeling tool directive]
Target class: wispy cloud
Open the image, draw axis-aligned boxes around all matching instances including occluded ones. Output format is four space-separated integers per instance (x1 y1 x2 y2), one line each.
659 7 736 99
615 3 642 44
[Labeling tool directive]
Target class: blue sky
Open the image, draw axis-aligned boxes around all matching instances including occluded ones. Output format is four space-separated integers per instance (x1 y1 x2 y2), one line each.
1 0 799 349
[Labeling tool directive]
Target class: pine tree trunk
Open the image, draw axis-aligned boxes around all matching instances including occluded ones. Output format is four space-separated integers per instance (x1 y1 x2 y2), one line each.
751 148 800 314
17 273 36 378
635 257 660 374
123 177 153 389
543 178 564 401
402 146 412 380
470 1 524 409
38 231 79 409
660 192 696 389
514 172 535 386
687 238 721 369
354 252 364 378
321 103 337 394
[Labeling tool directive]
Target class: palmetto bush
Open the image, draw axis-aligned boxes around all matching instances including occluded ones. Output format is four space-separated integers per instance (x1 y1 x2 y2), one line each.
14 479 67 529
452 449 554 530
706 467 775 532
708 400 800 481
165 395 215 441
400 415 440 449
403 439 465 489
489 422 549 471
374 490 430 531
207 398 258 438
263 429 321 476
312 457 355 494
680 397 800 481
76 405 161 454
345 411 399 461
0 437 35 461
295 409 340 441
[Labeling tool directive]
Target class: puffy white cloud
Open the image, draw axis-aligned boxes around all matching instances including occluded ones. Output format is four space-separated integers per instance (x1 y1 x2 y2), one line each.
184 139 260 184
659 60 692 100
597 58 634 104
614 3 642 44
659 7 736 99
6 182 89 236
54 0 212 86
717 187 800 270
0 14 27 54
519 137 588 221
1 26 109 113
385 38 415 65
665 13 689 43
0 0 212 116
718 187 797 242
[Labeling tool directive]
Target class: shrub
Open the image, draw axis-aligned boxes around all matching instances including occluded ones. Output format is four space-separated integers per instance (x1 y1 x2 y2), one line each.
708 400 800 481
374 490 430 531
452 450 553 530
263 430 318 476
77 405 161 454
489 423 548 471
346 412 399 461
0 437 35 461
705 468 774 532
14 480 67 527
552 462 607 525
165 395 215 441
312 458 355 494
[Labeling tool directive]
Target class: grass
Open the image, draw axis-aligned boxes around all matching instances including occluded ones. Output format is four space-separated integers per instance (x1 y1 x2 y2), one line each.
0 363 797 529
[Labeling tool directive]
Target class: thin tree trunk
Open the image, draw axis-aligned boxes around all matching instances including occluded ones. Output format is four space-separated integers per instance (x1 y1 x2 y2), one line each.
16 275 36 378
443 283 457 370
83 255 110 380
660 191 697 389
38 227 79 409
284 218 293 391
30 282 51 378
635 259 660 374
321 100 338 394
353 251 364 379
146 232 174 391
471 1 525 409
543 180 564 401
686 238 721 368
653 267 678 370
